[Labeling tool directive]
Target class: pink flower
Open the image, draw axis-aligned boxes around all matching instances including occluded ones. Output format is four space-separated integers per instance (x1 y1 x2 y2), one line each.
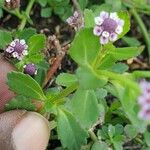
138 81 150 121
5 39 28 60
23 63 37 76
93 11 124 45
66 11 84 30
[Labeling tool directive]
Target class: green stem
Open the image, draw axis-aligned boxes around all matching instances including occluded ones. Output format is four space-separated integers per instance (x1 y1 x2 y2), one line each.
88 130 98 142
131 8 150 63
18 0 35 30
51 82 79 103
3 7 22 19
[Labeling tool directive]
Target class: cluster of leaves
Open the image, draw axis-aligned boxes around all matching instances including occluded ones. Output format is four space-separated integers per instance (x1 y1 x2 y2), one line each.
36 0 72 20
1 6 150 150
1 0 150 150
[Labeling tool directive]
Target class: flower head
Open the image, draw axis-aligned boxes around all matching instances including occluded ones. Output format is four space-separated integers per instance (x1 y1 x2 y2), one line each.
93 11 124 45
5 39 28 60
138 80 150 121
23 63 37 76
66 11 84 30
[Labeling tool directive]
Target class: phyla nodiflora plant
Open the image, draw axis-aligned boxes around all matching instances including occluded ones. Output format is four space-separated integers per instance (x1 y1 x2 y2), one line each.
2 9 150 150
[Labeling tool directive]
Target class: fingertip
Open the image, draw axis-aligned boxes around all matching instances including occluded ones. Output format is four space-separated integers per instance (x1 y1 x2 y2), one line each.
0 110 50 150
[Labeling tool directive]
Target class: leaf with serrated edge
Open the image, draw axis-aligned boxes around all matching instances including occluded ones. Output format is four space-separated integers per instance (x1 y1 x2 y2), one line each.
57 108 88 150
28 34 46 54
70 89 99 128
69 28 101 67
7 72 46 100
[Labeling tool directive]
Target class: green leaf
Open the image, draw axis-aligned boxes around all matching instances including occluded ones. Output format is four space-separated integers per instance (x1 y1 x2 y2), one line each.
54 6 65 15
26 53 44 63
91 141 109 150
99 45 143 69
57 108 88 150
70 89 99 128
95 88 107 100
15 28 36 41
110 63 129 73
34 60 50 86
118 11 130 39
7 72 46 100
115 124 124 135
56 73 78 87
0 8 3 18
108 124 115 138
144 131 150 147
76 67 107 89
69 28 100 67
37 0 47 7
79 0 88 10
113 82 147 132
97 126 109 140
5 95 35 111
92 4 112 16
28 34 46 54
124 124 138 139
0 30 12 49
41 7 52 18
112 135 124 150
105 0 122 11
110 46 144 61
122 36 141 47
84 9 94 28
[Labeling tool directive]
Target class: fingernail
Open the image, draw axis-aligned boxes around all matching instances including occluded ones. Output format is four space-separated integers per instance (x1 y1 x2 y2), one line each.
0 110 50 150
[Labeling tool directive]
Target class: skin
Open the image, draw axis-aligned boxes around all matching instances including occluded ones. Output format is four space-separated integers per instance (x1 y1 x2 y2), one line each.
0 56 15 113
0 56 50 150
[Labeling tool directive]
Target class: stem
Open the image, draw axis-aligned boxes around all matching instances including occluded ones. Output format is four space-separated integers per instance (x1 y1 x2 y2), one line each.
51 82 79 103
18 0 35 30
131 8 150 63
3 7 22 19
72 0 82 15
88 130 98 142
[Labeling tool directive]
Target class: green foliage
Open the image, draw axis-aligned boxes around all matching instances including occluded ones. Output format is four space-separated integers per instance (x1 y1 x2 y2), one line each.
91 141 109 150
28 34 46 54
76 67 107 89
37 0 72 20
0 30 12 49
2 2 150 149
84 9 95 28
41 7 52 18
5 95 36 111
15 28 36 41
7 72 46 100
56 73 78 87
69 89 99 128
57 108 88 150
124 124 138 139
69 28 100 67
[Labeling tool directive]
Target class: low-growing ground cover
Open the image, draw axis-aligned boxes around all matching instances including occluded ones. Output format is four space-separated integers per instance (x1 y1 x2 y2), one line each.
1 0 150 150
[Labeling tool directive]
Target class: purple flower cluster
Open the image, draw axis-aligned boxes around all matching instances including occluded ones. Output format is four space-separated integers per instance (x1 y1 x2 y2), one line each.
93 11 124 45
138 81 150 120
5 39 28 60
66 11 84 30
23 63 37 76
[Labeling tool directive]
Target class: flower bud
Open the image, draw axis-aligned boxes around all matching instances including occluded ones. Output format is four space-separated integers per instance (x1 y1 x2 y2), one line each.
5 0 20 9
23 63 37 76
